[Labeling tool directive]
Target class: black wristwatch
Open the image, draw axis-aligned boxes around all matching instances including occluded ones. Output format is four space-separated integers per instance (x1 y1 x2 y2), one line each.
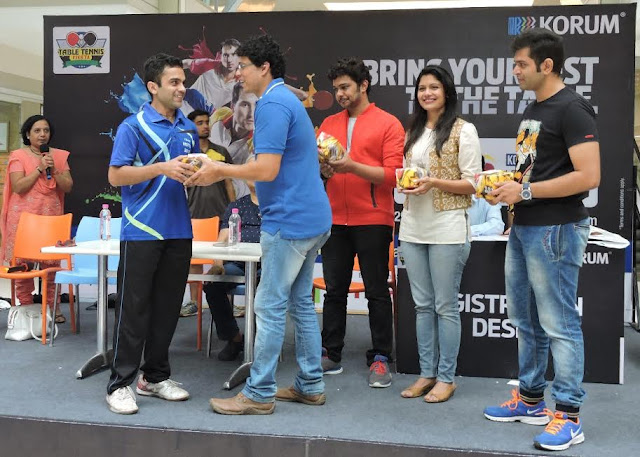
520 182 532 201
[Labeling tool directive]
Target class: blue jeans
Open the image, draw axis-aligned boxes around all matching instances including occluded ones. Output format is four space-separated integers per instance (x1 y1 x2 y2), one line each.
505 219 589 408
243 230 330 402
401 241 470 383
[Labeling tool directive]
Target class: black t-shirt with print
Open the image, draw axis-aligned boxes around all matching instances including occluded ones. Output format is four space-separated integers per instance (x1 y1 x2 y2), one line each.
513 87 598 226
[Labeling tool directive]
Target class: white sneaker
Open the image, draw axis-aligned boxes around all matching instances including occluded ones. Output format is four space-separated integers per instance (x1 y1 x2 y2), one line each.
179 301 198 317
106 386 138 415
136 374 190 401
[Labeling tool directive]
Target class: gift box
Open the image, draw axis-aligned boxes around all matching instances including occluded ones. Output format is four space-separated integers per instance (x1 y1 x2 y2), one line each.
317 132 345 163
181 153 208 171
474 170 522 200
396 167 428 190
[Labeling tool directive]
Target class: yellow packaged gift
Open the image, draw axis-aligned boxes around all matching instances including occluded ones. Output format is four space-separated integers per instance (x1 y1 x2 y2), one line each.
181 153 208 171
317 132 345 163
396 167 428 190
474 170 522 201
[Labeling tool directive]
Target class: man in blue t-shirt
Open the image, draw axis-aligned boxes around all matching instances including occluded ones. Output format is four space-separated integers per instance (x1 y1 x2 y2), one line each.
186 35 332 415
106 53 199 415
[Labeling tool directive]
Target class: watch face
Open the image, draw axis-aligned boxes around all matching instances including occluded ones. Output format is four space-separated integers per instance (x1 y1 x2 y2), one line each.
521 189 532 200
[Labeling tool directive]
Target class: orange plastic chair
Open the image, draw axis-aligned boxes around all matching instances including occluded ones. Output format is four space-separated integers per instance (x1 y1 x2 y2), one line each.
312 256 365 299
0 213 73 344
313 242 396 309
188 217 219 350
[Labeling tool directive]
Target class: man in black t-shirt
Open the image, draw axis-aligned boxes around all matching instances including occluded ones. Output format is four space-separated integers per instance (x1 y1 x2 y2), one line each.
484 29 600 452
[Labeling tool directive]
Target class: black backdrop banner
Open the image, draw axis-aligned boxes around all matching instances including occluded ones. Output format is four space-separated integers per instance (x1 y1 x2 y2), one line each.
44 4 635 238
44 4 634 383
396 242 626 384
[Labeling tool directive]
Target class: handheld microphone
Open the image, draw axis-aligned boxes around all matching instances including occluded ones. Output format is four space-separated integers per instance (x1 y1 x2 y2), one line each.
39 144 52 180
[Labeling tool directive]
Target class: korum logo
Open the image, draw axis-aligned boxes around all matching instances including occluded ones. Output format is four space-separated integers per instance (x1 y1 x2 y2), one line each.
583 251 609 265
508 17 536 35
508 14 620 36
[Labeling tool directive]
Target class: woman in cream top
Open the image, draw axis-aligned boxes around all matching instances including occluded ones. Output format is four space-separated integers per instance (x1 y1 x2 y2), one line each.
399 123 480 244
398 66 481 403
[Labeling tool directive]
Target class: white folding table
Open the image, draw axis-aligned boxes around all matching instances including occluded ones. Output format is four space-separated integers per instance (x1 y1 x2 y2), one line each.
43 240 261 389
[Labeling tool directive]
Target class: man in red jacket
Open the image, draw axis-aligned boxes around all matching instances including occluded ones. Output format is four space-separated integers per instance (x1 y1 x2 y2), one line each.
319 57 404 388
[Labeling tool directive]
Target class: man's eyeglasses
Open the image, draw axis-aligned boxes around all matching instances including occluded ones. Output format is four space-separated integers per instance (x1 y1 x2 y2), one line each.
237 62 255 70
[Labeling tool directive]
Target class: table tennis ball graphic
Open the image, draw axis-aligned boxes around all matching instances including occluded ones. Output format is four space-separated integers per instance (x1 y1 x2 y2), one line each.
313 91 333 110
66 31 97 48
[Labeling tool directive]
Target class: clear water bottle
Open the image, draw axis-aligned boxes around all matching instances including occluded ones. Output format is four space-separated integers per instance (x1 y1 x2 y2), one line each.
99 204 111 241
228 208 241 247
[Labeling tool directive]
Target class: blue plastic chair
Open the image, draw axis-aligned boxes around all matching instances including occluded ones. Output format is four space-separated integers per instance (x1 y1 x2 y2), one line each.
53 216 121 335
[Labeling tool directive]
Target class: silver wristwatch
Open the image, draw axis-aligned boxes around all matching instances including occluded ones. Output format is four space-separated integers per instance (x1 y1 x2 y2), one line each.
520 182 532 201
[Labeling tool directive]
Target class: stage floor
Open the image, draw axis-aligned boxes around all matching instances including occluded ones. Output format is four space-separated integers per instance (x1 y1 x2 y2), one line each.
0 302 638 457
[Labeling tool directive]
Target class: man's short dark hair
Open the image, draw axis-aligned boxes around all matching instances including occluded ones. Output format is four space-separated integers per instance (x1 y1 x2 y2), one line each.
21 115 55 145
236 35 286 79
188 109 210 122
327 58 372 94
511 28 564 75
221 38 241 49
143 53 183 92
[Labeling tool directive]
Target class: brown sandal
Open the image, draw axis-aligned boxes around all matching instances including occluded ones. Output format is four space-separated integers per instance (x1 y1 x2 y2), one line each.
424 382 456 403
401 378 437 398
54 313 66 324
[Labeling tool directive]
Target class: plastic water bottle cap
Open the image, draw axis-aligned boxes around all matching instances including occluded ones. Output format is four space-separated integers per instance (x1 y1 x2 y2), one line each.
102 204 109 209
232 208 239 214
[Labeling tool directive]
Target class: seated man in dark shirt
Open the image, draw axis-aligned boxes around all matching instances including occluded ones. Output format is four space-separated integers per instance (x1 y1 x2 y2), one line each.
180 109 235 318
204 156 261 361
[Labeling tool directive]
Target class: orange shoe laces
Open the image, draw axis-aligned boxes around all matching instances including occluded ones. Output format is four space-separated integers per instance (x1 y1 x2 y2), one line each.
499 389 521 410
370 361 387 375
542 410 569 435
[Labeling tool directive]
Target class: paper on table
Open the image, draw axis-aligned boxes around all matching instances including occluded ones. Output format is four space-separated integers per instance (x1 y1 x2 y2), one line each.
472 234 509 241
588 226 630 249
472 227 629 249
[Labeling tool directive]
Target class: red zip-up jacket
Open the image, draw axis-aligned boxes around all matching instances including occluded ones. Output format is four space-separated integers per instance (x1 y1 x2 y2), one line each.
319 103 404 227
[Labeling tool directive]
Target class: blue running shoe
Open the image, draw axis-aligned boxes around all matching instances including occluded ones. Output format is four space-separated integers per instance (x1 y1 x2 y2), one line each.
483 389 550 425
534 411 584 451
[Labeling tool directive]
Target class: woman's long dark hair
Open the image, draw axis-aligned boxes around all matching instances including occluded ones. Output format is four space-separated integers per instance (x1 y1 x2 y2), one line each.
404 65 458 157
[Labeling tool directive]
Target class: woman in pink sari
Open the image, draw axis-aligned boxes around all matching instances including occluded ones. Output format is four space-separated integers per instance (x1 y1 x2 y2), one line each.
0 115 73 323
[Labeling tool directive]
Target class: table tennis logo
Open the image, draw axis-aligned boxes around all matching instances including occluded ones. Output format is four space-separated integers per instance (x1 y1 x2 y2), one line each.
53 26 110 74
57 31 106 69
